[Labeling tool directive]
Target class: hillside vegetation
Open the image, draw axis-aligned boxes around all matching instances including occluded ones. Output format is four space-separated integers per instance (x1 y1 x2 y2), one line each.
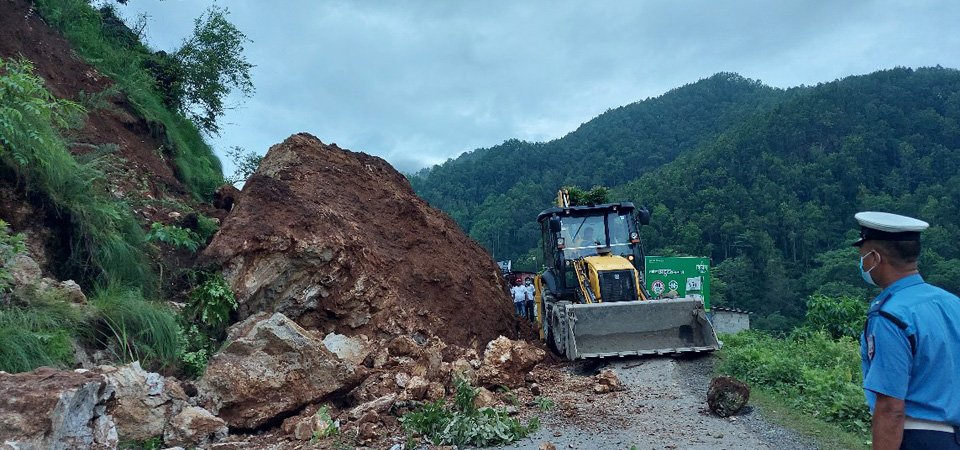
414 67 960 331
411 73 788 262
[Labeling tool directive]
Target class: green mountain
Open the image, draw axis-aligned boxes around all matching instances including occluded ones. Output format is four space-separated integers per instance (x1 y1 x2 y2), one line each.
410 73 788 261
414 67 960 330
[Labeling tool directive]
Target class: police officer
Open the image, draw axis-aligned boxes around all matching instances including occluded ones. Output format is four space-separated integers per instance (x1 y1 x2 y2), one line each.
854 211 960 450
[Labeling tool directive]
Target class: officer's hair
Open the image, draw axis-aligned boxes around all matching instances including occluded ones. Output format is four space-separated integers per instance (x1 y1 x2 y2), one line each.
875 240 921 267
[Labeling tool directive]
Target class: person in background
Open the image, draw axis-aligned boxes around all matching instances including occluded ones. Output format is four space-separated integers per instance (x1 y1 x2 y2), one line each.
853 211 960 450
510 278 526 318
523 277 535 321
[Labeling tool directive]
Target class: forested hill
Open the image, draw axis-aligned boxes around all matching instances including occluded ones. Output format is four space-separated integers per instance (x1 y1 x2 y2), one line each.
617 66 960 328
413 67 960 331
409 73 787 260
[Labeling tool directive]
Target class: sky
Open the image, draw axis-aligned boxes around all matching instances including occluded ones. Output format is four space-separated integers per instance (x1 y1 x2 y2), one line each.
115 0 960 176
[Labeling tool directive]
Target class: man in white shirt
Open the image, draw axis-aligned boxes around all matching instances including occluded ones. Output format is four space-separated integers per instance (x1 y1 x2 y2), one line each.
510 279 527 317
523 277 536 321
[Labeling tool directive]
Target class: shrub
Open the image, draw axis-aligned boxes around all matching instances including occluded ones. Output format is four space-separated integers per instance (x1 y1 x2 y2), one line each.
91 287 182 370
146 222 202 252
401 377 539 447
803 294 867 339
718 330 869 434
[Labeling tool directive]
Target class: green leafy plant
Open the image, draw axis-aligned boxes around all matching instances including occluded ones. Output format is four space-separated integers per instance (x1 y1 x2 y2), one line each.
0 220 26 298
194 214 220 242
401 377 539 447
534 396 555 411
310 405 340 442
146 222 202 252
178 272 237 377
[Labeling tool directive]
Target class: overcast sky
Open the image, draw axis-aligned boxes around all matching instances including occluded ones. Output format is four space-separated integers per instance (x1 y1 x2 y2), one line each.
115 0 960 175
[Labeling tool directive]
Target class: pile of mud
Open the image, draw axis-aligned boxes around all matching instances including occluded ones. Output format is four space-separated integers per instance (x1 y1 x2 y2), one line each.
202 133 516 349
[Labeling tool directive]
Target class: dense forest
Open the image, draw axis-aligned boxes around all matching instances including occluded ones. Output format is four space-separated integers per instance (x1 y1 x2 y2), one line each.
412 67 960 331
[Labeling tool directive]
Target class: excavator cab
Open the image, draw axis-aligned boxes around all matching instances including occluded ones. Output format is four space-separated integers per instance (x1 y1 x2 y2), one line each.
534 197 720 359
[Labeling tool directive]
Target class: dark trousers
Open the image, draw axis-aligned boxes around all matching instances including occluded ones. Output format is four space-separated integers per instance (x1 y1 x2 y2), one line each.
525 300 534 321
514 302 525 317
901 429 960 450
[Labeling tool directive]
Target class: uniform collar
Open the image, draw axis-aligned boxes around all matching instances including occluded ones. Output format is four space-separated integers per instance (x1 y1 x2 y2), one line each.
869 273 925 312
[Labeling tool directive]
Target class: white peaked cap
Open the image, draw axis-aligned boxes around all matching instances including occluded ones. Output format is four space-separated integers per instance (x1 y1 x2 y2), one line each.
855 212 929 232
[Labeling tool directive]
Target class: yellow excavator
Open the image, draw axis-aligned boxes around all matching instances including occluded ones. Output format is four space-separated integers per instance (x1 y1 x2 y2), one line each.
533 190 720 359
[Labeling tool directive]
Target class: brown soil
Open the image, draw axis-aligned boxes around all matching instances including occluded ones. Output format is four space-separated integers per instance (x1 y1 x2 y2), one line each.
203 133 518 350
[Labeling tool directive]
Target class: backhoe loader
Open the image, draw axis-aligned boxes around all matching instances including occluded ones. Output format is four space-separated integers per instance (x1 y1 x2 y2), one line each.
533 190 720 359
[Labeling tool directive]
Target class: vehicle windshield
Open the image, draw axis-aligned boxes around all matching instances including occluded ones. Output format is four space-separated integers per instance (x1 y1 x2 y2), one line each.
561 211 634 259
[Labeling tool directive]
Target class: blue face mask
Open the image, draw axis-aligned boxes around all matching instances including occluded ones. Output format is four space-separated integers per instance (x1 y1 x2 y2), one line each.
859 251 879 287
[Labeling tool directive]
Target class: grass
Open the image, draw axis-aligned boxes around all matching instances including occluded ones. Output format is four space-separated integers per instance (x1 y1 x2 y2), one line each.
716 330 871 449
747 389 870 450
0 291 88 372
1 58 154 290
90 287 183 371
32 0 224 199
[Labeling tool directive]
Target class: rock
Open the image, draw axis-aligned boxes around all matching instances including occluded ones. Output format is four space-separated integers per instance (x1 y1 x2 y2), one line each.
476 336 546 389
707 376 750 417
403 376 430 401
388 335 421 358
394 372 411 389
200 133 515 350
0 367 116 450
347 394 397 421
213 184 241 212
473 387 498 409
58 280 86 304
367 346 390 369
592 369 624 394
358 421 379 441
321 332 372 366
7 253 41 288
426 382 446 401
101 361 185 442
450 358 476 384
197 312 361 429
540 443 557 450
162 406 227 448
530 383 541 396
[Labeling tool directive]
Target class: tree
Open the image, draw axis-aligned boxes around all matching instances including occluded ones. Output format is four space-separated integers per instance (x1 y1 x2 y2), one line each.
224 146 263 186
175 5 254 135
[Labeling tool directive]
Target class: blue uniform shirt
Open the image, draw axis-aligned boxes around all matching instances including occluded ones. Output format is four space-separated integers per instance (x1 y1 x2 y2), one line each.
860 274 960 425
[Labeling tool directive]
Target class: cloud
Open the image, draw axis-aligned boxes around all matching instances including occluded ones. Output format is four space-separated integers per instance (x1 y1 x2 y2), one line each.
118 0 960 176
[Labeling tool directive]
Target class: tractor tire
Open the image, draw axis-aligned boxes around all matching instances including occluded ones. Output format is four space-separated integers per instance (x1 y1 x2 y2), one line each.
542 289 561 355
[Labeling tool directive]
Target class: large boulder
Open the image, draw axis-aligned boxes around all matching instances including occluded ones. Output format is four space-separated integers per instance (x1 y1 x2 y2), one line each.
197 312 363 429
476 336 545 389
201 133 515 349
100 362 186 442
0 367 117 450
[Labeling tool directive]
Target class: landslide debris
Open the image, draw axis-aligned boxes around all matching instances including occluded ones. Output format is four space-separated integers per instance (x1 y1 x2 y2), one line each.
202 133 516 349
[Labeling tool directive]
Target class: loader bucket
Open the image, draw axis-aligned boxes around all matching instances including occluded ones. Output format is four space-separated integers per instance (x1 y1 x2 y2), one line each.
561 297 720 359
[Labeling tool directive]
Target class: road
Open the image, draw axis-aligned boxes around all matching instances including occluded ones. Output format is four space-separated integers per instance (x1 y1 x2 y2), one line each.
501 355 817 450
